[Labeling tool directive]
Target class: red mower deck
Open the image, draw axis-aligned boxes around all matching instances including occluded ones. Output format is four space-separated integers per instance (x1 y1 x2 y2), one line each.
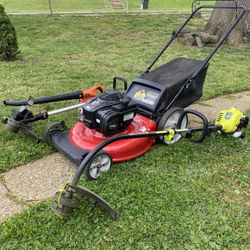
70 114 157 162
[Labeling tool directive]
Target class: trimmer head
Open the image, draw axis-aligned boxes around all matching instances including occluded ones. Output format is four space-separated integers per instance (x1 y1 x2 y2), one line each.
51 185 117 220
51 189 80 218
1 107 44 142
2 117 19 133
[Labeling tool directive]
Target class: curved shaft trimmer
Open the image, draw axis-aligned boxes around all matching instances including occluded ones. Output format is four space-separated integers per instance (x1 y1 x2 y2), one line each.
52 125 202 220
52 108 248 220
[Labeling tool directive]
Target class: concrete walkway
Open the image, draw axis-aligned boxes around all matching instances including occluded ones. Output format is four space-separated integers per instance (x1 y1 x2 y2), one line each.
191 91 250 120
0 90 250 222
0 154 75 221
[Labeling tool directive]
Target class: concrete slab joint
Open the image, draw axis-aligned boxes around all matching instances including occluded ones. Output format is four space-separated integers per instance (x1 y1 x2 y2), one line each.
0 180 24 222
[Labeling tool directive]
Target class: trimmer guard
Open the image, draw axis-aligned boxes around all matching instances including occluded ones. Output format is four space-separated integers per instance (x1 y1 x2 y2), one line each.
52 185 117 220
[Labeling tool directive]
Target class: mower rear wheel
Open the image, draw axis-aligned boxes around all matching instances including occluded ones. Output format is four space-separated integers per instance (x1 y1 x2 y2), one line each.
85 152 112 180
158 107 187 145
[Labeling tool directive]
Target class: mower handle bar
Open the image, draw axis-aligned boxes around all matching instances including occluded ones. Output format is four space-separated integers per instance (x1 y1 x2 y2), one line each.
143 5 246 76
191 0 238 14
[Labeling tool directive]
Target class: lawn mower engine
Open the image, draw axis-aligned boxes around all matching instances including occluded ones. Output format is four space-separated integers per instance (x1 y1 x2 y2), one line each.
46 85 157 167
79 90 137 136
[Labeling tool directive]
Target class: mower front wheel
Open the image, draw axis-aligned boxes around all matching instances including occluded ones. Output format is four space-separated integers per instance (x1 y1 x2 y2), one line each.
85 152 113 180
158 107 187 145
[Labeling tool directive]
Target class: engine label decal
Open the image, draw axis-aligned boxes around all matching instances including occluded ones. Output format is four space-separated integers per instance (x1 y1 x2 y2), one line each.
133 89 159 106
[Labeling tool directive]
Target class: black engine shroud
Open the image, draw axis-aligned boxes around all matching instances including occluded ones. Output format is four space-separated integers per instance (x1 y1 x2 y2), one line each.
79 90 137 136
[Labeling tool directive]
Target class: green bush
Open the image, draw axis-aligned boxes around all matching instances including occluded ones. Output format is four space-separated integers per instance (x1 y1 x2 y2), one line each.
0 4 19 60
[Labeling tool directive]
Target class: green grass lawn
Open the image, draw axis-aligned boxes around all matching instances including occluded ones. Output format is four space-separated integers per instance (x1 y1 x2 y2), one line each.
124 0 215 10
0 0 109 13
0 0 214 13
0 14 249 249
1 123 250 249
0 14 249 172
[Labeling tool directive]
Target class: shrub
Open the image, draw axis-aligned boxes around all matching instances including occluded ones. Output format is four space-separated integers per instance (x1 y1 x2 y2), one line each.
0 4 20 60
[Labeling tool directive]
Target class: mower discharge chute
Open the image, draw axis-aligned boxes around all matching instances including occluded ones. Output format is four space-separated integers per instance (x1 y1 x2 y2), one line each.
2 5 249 219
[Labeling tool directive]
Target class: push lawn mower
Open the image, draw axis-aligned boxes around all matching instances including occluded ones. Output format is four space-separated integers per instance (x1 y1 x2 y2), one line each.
2 5 248 219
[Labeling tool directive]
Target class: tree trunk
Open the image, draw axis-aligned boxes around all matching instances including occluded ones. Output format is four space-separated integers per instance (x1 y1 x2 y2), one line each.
179 0 250 47
205 0 250 45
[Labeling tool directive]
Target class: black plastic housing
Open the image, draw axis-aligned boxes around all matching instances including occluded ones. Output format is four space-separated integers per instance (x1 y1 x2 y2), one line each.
4 90 83 106
126 58 209 118
80 91 137 136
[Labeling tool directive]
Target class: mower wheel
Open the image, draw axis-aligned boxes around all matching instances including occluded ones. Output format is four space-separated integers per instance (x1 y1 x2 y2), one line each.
158 107 187 145
45 121 68 146
85 152 112 180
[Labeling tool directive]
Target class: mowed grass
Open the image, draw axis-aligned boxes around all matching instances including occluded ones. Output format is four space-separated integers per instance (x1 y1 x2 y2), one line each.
0 15 249 248
0 0 214 13
123 0 215 10
0 14 249 172
0 122 250 249
0 0 108 13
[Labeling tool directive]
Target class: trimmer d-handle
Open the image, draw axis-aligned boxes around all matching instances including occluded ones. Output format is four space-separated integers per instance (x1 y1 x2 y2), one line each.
80 84 104 103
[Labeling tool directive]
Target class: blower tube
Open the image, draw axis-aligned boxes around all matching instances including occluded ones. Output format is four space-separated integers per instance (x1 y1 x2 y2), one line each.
3 90 83 106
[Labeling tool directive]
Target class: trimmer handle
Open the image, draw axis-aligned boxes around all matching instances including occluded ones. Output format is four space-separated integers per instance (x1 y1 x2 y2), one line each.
178 109 209 143
80 84 104 103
